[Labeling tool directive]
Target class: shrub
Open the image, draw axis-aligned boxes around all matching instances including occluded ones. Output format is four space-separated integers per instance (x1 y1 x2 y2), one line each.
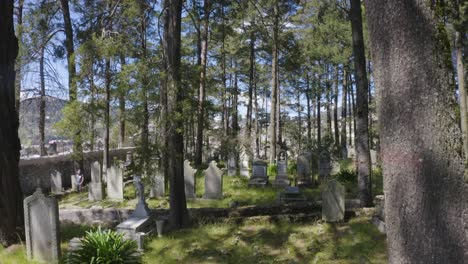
267 164 277 176
65 227 141 264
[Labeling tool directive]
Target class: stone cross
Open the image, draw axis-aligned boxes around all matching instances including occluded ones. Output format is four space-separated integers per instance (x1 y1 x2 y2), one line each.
24 188 60 263
203 161 223 199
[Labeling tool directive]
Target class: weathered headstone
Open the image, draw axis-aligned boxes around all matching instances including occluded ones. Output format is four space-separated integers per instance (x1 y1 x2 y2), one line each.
89 161 103 201
239 158 250 177
24 189 60 263
248 160 268 187
150 169 165 198
296 153 313 187
279 186 307 204
322 180 345 222
50 170 62 194
184 160 196 199
70 174 77 192
116 175 154 251
273 150 289 188
107 164 124 200
227 152 237 176
318 153 331 179
203 161 223 199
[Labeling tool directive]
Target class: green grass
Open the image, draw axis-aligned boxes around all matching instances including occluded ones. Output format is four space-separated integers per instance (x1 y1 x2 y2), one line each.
143 214 387 263
0 244 38 264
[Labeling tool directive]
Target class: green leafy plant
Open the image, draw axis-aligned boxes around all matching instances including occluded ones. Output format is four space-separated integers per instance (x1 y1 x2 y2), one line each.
65 227 141 264
267 164 277 176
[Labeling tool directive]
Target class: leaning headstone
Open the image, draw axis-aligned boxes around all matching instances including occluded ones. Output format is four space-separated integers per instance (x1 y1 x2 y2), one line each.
227 152 237 176
89 161 103 201
50 170 62 194
24 189 60 263
184 160 197 199
273 150 289 188
248 160 268 187
297 153 313 187
322 180 345 222
107 164 124 200
116 176 153 251
203 161 224 199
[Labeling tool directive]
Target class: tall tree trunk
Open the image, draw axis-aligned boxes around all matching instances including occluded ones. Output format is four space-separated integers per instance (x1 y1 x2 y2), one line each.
350 0 372 207
89 72 96 151
195 0 210 166
351 80 357 144
365 0 468 262
456 31 468 160
348 78 353 145
232 65 239 134
269 0 279 163
306 72 312 145
61 0 83 169
39 47 46 156
316 72 322 149
140 5 149 166
103 56 111 172
163 0 189 229
119 56 126 148
325 66 332 137
333 65 340 147
276 70 282 147
246 29 255 136
254 68 260 158
15 0 23 111
0 0 23 246
297 92 302 151
341 67 348 158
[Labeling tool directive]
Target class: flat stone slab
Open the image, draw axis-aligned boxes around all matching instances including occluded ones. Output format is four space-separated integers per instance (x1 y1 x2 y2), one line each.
248 177 268 187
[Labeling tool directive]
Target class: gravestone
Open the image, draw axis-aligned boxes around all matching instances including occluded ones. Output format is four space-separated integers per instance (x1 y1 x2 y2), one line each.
318 153 331 179
248 160 268 187
203 161 223 199
89 161 103 201
297 153 313 187
331 161 341 175
184 160 197 199
273 150 289 188
50 170 62 194
116 176 153 251
239 158 250 177
322 179 345 222
24 189 60 263
227 152 237 176
70 175 77 192
279 186 307 204
150 169 165 198
47 141 58 155
107 164 124 200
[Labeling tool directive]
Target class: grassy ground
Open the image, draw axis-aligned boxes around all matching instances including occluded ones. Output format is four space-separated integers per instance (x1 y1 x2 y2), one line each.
59 175 322 210
144 214 387 264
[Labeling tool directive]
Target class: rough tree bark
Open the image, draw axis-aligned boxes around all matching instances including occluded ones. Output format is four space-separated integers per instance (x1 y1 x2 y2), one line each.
0 0 24 246
195 0 210 166
333 65 339 147
163 0 189 229
365 0 468 262
350 0 372 207
269 0 279 164
118 56 126 148
15 0 24 110
341 67 348 158
306 72 312 145
39 47 46 156
456 30 468 160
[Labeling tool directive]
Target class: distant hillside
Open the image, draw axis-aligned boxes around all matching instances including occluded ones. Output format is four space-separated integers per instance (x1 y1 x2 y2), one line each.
19 96 68 147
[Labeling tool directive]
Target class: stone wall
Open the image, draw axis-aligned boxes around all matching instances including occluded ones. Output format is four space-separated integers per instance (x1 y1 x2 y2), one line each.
19 148 135 195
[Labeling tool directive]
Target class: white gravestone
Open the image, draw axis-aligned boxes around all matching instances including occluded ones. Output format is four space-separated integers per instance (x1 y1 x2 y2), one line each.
184 160 197 199
107 164 124 200
150 169 165 198
204 161 223 199
24 189 60 263
50 170 62 194
89 161 103 201
322 180 345 222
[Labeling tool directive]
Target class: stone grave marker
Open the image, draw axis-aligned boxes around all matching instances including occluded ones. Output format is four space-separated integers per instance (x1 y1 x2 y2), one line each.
203 161 223 199
279 186 307 204
89 161 103 201
116 175 153 250
107 164 124 200
248 160 268 187
150 169 165 198
184 160 196 199
322 179 345 222
296 153 313 187
24 189 60 263
50 170 62 194
318 154 332 179
70 174 77 192
239 158 250 177
273 150 289 188
227 152 237 176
